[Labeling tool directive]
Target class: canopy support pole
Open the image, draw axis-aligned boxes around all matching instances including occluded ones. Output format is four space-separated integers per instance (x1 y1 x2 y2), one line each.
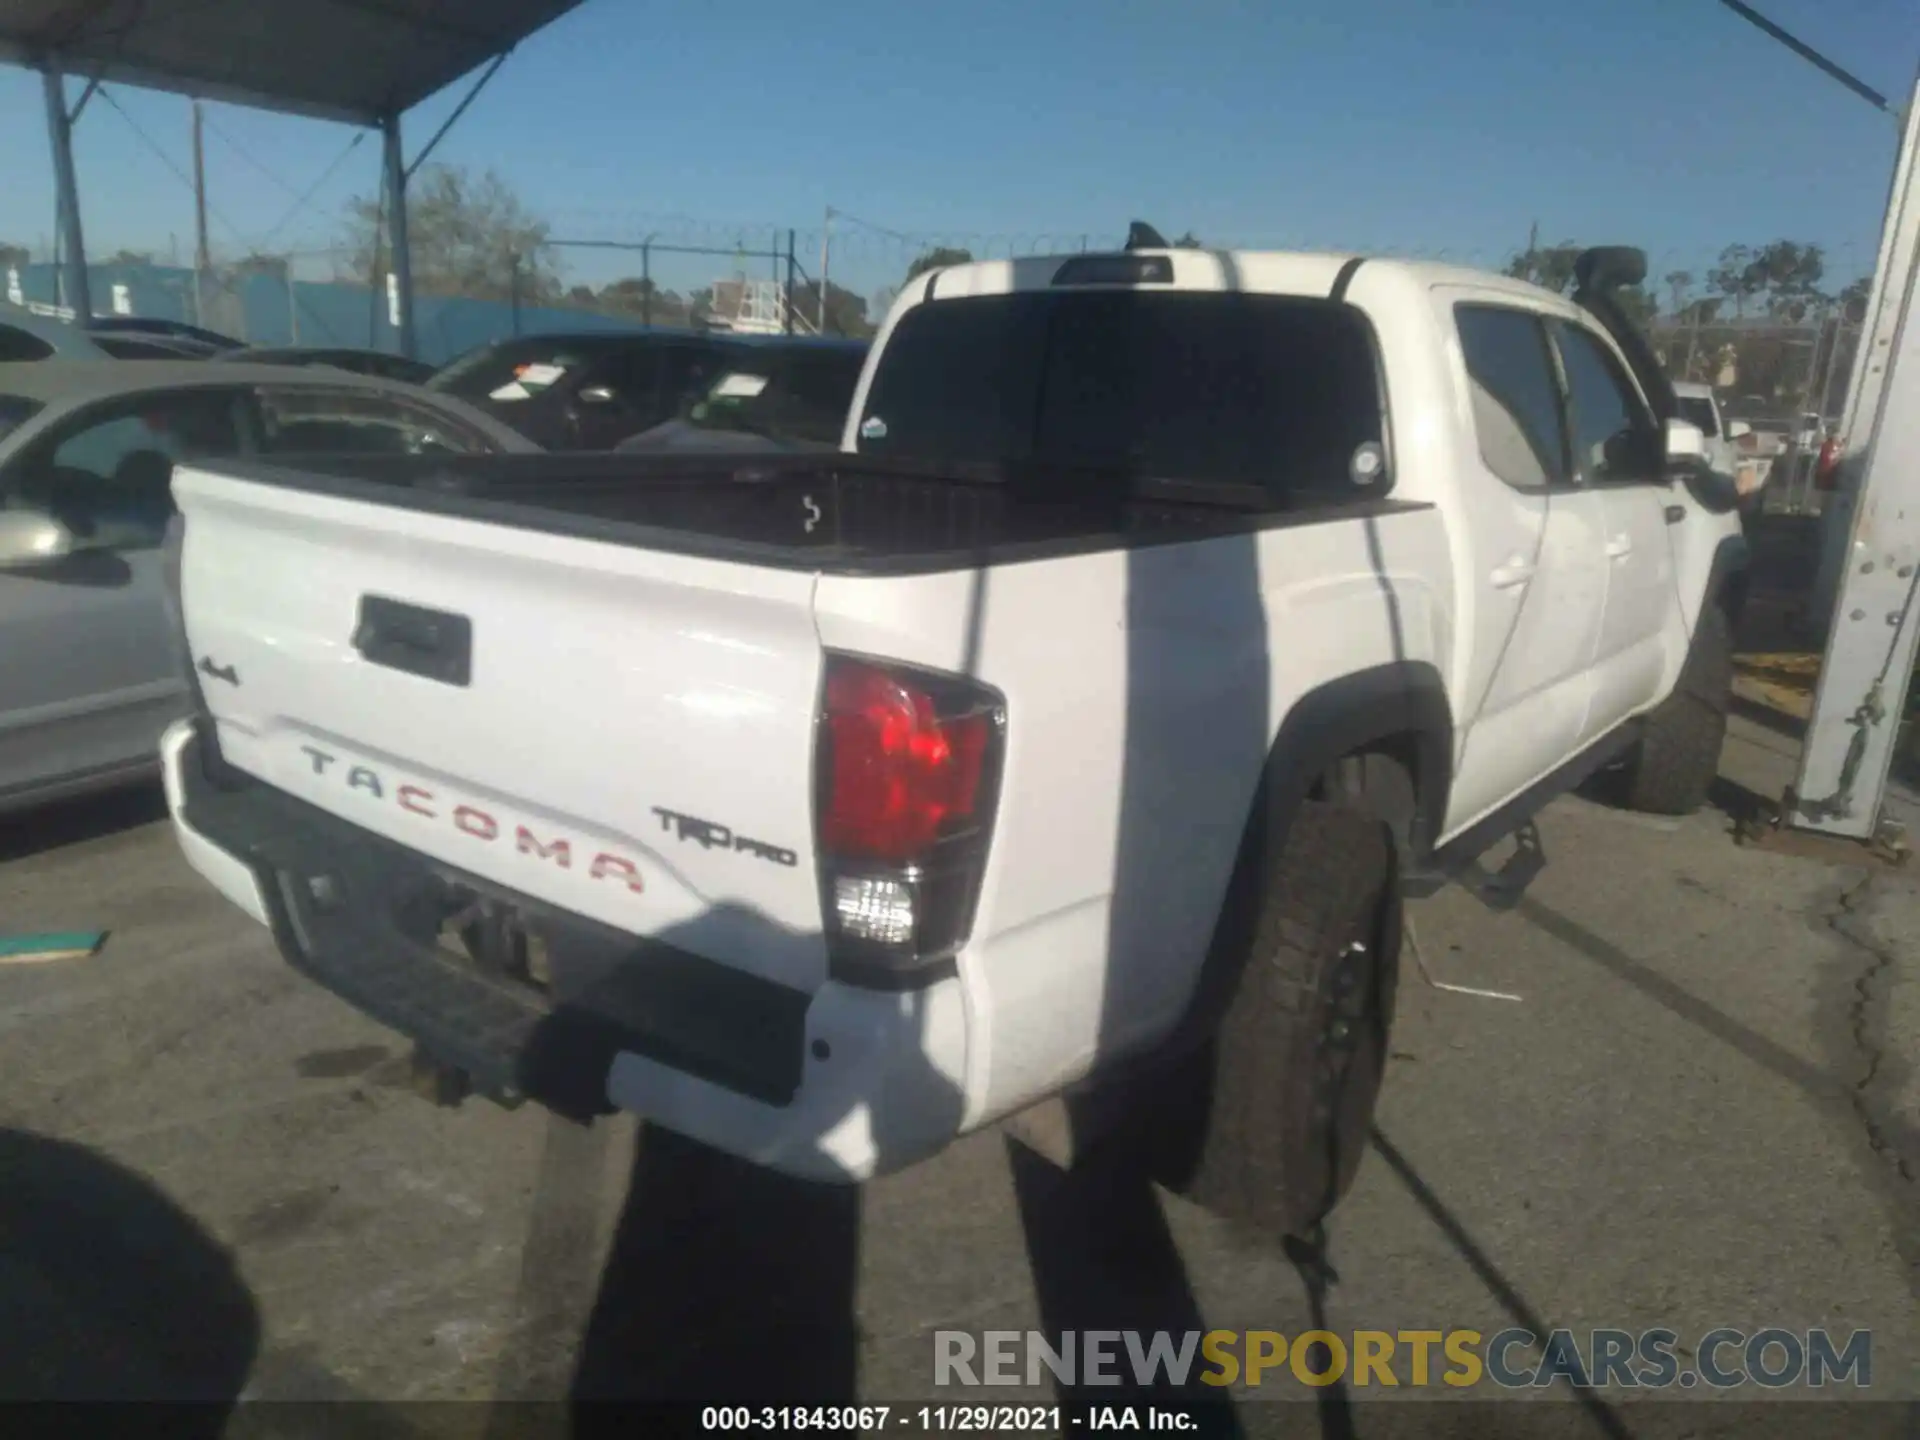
381 112 415 359
42 63 91 322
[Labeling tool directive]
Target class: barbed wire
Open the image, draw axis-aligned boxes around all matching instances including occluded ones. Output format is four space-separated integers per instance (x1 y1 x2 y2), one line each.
14 209 1878 309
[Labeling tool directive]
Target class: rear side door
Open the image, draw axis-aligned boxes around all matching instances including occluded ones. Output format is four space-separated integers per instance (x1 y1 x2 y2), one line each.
1438 296 1612 832
1551 320 1680 736
0 389 245 802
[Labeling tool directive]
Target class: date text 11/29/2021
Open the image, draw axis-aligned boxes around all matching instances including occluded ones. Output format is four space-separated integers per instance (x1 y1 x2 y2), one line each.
701 1406 1202 1432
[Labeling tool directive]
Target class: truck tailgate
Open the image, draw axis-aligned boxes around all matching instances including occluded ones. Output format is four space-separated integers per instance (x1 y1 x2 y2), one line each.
170 463 829 991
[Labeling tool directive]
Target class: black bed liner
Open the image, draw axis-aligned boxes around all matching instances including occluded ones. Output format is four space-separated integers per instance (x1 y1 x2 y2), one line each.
194 450 1433 577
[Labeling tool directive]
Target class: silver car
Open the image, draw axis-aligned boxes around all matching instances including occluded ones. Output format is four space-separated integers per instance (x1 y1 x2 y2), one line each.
0 362 537 813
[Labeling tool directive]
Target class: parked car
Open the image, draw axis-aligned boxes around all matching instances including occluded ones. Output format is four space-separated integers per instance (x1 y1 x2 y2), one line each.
0 305 230 362
0 362 537 815
1672 380 1763 513
159 244 1745 1237
0 304 118 362
220 346 438 386
429 330 867 451
616 337 869 452
87 316 245 352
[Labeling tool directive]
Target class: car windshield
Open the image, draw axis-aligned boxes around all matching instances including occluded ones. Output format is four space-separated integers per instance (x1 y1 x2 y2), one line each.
428 340 608 402
1676 396 1718 437
0 395 43 444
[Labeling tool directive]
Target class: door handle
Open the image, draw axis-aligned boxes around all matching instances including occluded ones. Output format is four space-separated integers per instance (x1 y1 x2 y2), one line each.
1605 534 1633 559
1489 556 1535 589
1665 504 1687 524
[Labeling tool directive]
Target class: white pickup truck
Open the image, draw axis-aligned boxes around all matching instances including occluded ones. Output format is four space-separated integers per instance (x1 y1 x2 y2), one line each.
161 243 1747 1235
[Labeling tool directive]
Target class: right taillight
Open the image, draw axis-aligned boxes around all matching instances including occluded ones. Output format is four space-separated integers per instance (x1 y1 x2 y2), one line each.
816 654 1005 983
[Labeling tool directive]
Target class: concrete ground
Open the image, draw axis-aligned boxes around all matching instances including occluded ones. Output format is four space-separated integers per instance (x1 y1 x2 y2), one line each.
0 710 1912 1438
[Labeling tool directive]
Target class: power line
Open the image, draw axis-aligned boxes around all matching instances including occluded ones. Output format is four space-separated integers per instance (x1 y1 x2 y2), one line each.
96 86 253 250
826 208 924 245
257 131 368 250
201 112 301 198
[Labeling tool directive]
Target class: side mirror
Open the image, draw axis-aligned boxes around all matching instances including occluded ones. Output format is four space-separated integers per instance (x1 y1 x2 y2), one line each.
1664 416 1709 476
1727 420 1752 441
0 510 75 569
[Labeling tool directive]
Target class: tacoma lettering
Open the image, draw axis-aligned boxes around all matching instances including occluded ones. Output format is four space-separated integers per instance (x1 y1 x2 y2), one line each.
295 746 643 895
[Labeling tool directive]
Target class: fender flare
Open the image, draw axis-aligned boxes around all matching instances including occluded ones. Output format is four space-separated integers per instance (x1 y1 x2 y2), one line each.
1163 661 1453 1051
1254 660 1454 863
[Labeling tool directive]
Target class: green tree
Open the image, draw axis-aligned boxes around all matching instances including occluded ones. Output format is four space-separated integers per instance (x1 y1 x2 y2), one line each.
1171 231 1203 248
345 164 560 302
904 246 973 283
0 242 27 269
1838 275 1872 322
1708 244 1764 319
1503 239 1583 293
1664 270 1693 315
790 278 870 336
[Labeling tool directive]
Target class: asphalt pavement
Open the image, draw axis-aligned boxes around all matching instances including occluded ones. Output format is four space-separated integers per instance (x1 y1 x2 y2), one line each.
0 708 1912 1438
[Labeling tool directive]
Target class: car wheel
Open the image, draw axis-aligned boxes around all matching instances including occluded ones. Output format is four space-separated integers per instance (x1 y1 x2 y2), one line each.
1113 763 1405 1239
1615 602 1732 816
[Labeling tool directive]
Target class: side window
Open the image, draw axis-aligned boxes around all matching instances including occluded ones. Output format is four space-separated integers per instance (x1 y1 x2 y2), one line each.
1554 323 1659 484
255 387 490 457
10 390 242 550
1454 305 1568 492
583 347 666 412
658 345 730 412
0 325 55 362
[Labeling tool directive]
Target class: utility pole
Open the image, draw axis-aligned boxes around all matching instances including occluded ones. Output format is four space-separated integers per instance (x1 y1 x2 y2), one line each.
819 206 833 335
192 99 211 323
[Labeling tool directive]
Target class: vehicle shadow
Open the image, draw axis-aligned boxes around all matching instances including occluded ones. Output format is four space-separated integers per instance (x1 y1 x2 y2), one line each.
472 900 964 1419
0 1125 258 1421
0 779 169 865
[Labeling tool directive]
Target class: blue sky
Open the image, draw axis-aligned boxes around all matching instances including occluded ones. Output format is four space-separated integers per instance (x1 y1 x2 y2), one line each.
0 0 1913 300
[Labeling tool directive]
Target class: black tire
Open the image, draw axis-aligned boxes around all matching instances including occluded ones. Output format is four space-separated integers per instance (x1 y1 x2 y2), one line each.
1615 602 1733 816
1123 763 1405 1239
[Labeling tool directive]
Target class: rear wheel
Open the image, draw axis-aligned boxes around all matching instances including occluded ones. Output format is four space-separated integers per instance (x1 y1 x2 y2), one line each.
1615 602 1732 816
1121 760 1406 1238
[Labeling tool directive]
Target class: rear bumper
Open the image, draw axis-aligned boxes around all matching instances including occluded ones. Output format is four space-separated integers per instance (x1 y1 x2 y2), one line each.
160 718 970 1181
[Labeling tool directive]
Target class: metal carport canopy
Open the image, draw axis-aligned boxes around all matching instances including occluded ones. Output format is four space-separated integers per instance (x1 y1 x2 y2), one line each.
0 0 585 357
0 0 584 124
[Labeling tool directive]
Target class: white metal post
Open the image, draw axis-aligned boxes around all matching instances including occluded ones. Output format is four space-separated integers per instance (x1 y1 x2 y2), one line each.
1789 76 1920 838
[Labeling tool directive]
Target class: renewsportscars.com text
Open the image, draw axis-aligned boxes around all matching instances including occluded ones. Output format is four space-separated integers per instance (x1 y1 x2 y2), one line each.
933 1327 1872 1390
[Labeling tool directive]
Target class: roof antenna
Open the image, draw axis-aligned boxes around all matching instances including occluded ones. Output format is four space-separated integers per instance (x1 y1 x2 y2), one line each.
1125 221 1169 251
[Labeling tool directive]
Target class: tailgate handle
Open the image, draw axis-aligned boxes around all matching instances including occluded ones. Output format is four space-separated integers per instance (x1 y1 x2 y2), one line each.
352 595 472 687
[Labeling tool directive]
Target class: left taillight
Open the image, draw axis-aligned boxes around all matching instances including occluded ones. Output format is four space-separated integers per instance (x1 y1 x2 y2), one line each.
815 654 1005 984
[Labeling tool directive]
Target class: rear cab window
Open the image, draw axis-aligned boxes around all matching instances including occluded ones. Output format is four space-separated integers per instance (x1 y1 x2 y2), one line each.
855 290 1385 502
